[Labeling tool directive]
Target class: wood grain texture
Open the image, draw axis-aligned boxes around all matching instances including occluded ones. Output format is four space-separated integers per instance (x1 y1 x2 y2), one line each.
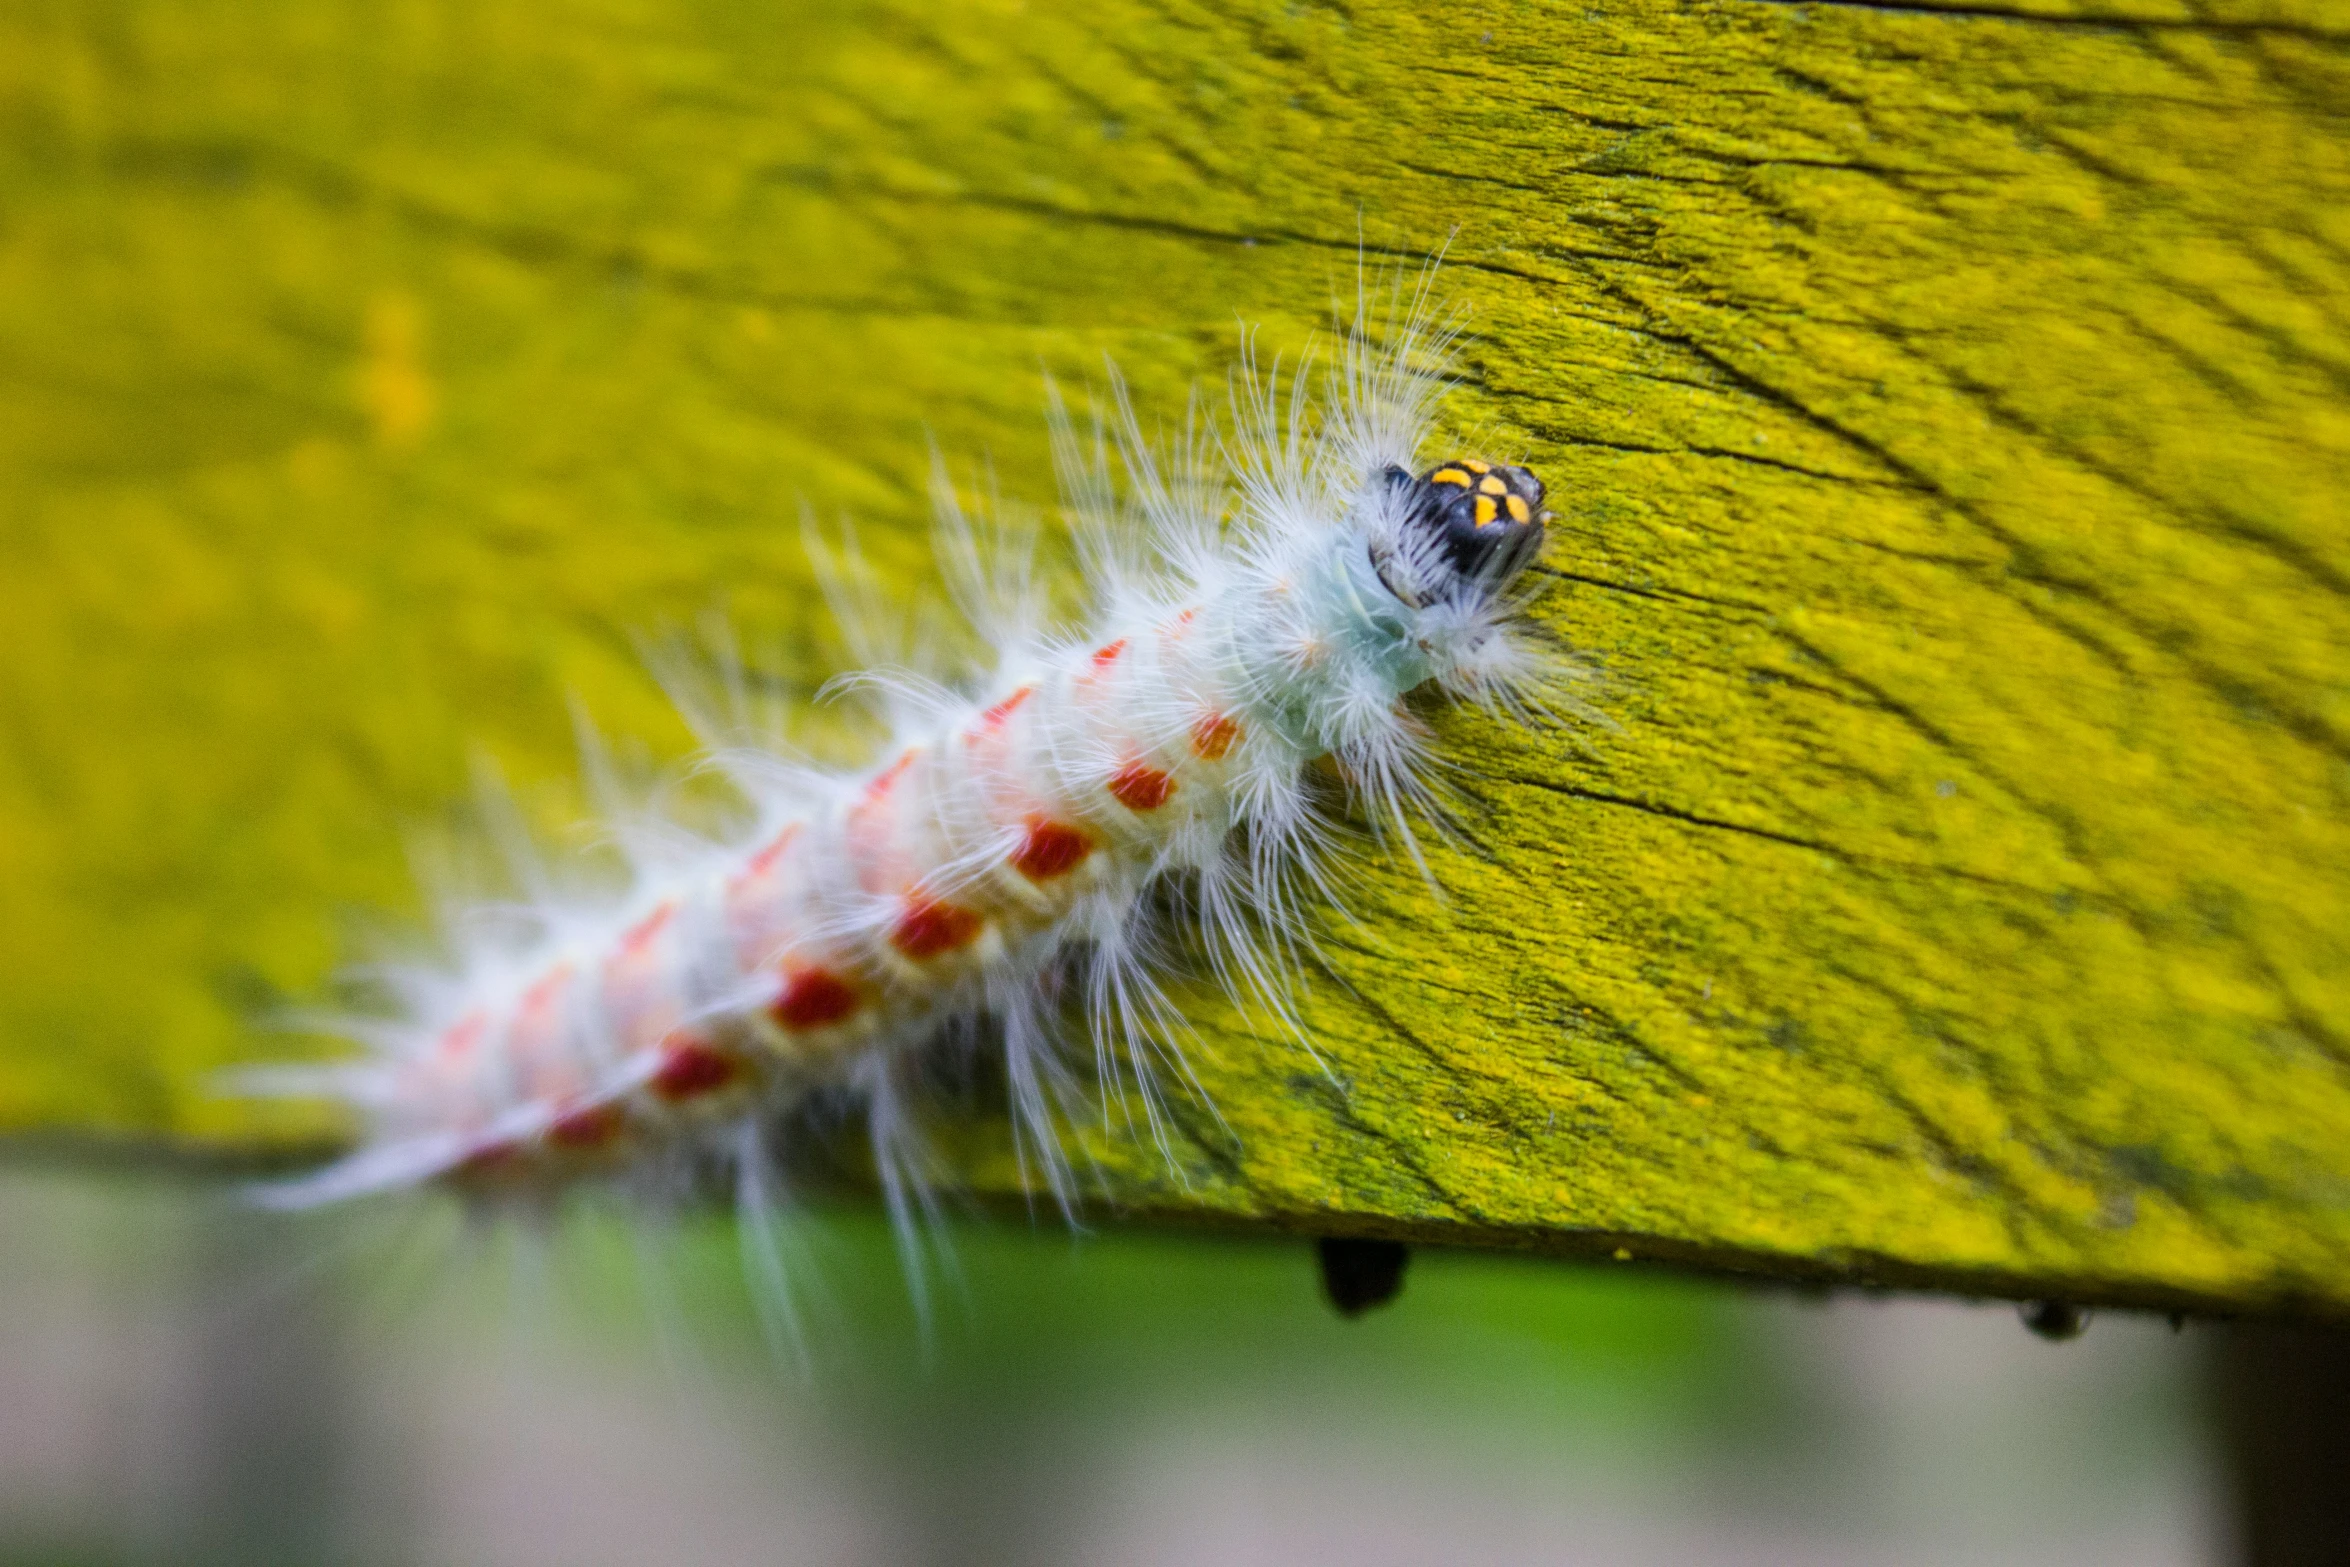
3 0 2346 1312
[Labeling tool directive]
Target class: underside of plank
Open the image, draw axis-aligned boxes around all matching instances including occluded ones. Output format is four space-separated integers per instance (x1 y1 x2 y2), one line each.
1 0 2345 1314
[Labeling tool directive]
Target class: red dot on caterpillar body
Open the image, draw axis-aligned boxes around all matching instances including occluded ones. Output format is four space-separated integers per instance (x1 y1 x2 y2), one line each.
771 968 861 1031
857 750 918 813
1010 820 1093 881
739 825 802 881
1107 760 1176 811
890 898 986 960
438 1012 489 1059
649 1039 740 1100
617 903 677 954
458 1139 520 1175
1091 639 1128 667
518 964 574 1014
548 1101 628 1150
1190 713 1242 761
974 686 1035 732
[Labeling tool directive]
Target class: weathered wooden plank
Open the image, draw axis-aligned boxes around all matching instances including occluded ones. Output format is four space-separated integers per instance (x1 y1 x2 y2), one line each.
2 0 2346 1313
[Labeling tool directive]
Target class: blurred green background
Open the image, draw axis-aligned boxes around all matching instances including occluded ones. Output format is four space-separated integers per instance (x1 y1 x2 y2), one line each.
0 1167 2222 1566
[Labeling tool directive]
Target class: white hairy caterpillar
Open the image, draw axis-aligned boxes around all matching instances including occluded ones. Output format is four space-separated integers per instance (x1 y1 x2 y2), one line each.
248 285 1560 1266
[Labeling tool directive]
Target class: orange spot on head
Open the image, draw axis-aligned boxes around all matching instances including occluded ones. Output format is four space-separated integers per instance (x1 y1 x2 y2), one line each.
1107 760 1176 811
1010 819 1093 881
548 1102 627 1150
1464 459 1492 474
1190 713 1242 762
1478 474 1507 495
649 1038 740 1101
771 968 861 1031
890 898 986 961
1431 467 1471 487
1474 495 1499 527
1506 494 1532 523
1091 639 1128 667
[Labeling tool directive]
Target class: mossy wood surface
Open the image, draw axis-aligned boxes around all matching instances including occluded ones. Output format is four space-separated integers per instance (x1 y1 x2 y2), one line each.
4 0 2347 1314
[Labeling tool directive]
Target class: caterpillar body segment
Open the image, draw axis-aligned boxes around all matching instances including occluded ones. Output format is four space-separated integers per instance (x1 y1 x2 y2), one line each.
255 303 1559 1222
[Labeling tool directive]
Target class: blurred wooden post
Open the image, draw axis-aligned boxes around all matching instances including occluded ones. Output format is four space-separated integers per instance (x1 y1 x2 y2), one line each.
2213 1323 2350 1566
2 0 2348 1325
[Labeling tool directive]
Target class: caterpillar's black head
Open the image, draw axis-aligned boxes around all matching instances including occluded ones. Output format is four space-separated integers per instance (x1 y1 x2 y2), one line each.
1371 458 1548 609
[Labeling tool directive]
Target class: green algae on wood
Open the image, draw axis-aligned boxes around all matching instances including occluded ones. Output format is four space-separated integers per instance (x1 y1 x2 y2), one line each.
1 0 2346 1314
